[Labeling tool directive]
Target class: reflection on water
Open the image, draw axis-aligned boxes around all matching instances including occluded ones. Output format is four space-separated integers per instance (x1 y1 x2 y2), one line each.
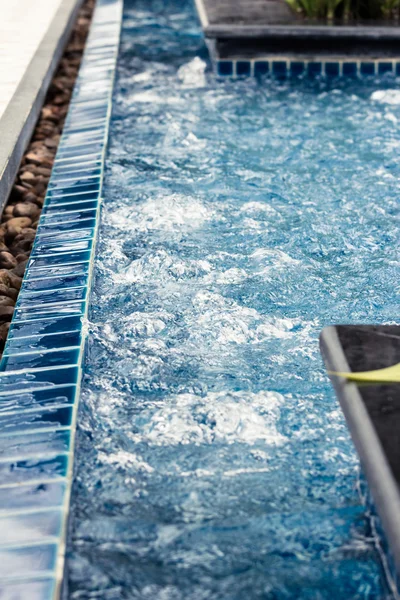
68 0 400 598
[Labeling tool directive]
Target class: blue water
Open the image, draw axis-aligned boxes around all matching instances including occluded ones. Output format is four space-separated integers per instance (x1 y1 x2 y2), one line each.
68 1 400 598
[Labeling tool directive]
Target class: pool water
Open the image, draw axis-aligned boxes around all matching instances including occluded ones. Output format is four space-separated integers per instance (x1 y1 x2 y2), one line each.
68 0 400 598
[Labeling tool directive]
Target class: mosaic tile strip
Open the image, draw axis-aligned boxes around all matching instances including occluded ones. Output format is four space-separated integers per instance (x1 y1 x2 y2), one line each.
216 58 400 78
0 0 122 597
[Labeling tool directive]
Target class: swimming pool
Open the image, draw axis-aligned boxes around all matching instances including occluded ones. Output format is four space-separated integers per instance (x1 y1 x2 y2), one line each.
67 0 400 597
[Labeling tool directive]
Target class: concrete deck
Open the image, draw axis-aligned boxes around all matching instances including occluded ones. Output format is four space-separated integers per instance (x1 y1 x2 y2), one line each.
0 0 83 209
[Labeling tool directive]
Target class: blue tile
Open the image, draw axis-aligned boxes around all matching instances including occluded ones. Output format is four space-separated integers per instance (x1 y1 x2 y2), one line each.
52 162 102 177
23 273 88 293
56 143 104 159
0 405 73 432
28 250 92 268
25 262 90 281
0 479 67 508
272 61 287 78
43 200 99 214
343 62 358 77
378 62 393 75
49 176 101 191
17 288 86 308
6 316 83 339
290 62 305 76
5 330 81 355
0 545 57 578
0 510 63 546
47 182 101 197
31 238 93 257
35 228 94 245
13 301 86 322
2 350 80 371
396 62 400 76
217 61 233 76
308 62 322 77
360 62 375 76
325 62 340 77
37 217 97 236
40 208 98 225
236 60 251 77
254 61 269 77
0 454 68 486
0 366 79 394
0 580 56 598
0 387 76 412
46 191 100 205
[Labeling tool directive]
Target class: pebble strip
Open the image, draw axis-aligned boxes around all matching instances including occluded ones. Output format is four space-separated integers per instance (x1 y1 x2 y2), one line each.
0 0 122 597
0 0 95 355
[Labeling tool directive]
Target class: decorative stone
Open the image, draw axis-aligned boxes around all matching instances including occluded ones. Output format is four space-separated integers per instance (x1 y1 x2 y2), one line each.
0 306 16 321
13 203 40 220
0 297 15 307
0 252 18 269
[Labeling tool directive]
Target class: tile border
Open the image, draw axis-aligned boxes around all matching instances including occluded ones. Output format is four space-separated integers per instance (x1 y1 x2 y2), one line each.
0 0 123 597
216 57 400 78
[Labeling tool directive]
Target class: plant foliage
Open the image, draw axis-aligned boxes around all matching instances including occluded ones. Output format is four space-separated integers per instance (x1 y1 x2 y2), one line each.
285 0 400 21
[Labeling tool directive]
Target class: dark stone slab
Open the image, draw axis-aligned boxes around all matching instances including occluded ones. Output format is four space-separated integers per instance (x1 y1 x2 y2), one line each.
197 0 400 58
320 324 400 577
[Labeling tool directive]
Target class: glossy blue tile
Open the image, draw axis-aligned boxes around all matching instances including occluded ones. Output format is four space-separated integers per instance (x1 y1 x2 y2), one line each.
272 61 287 78
56 144 104 159
17 288 86 308
13 301 85 322
28 250 92 268
25 262 90 281
0 386 76 412
51 162 102 177
236 60 251 77
40 208 98 226
217 61 233 76
0 454 68 486
46 191 100 205
0 545 57 578
43 200 99 214
343 62 358 77
254 61 269 77
36 228 94 245
360 61 375 75
6 316 83 339
37 217 97 236
325 62 340 77
378 62 393 74
49 176 101 191
0 510 63 546
290 61 304 76
0 579 56 598
0 405 73 432
47 182 101 197
308 62 322 76
31 238 93 257
23 273 88 293
0 366 79 394
2 349 80 371
0 479 67 509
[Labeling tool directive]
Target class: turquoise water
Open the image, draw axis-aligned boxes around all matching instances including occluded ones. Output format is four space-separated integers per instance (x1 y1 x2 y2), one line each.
68 1 400 597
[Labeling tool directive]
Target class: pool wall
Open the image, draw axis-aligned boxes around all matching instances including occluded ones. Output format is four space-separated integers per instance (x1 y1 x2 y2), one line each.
216 58 400 78
0 0 122 596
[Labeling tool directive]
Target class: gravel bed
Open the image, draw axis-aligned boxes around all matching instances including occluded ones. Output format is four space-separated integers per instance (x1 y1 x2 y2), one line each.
0 0 95 355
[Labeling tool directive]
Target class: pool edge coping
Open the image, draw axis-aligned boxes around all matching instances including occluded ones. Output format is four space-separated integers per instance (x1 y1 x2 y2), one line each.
0 0 123 597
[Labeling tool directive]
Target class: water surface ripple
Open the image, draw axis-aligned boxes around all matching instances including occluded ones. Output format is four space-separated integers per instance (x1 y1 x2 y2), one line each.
68 1 400 598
